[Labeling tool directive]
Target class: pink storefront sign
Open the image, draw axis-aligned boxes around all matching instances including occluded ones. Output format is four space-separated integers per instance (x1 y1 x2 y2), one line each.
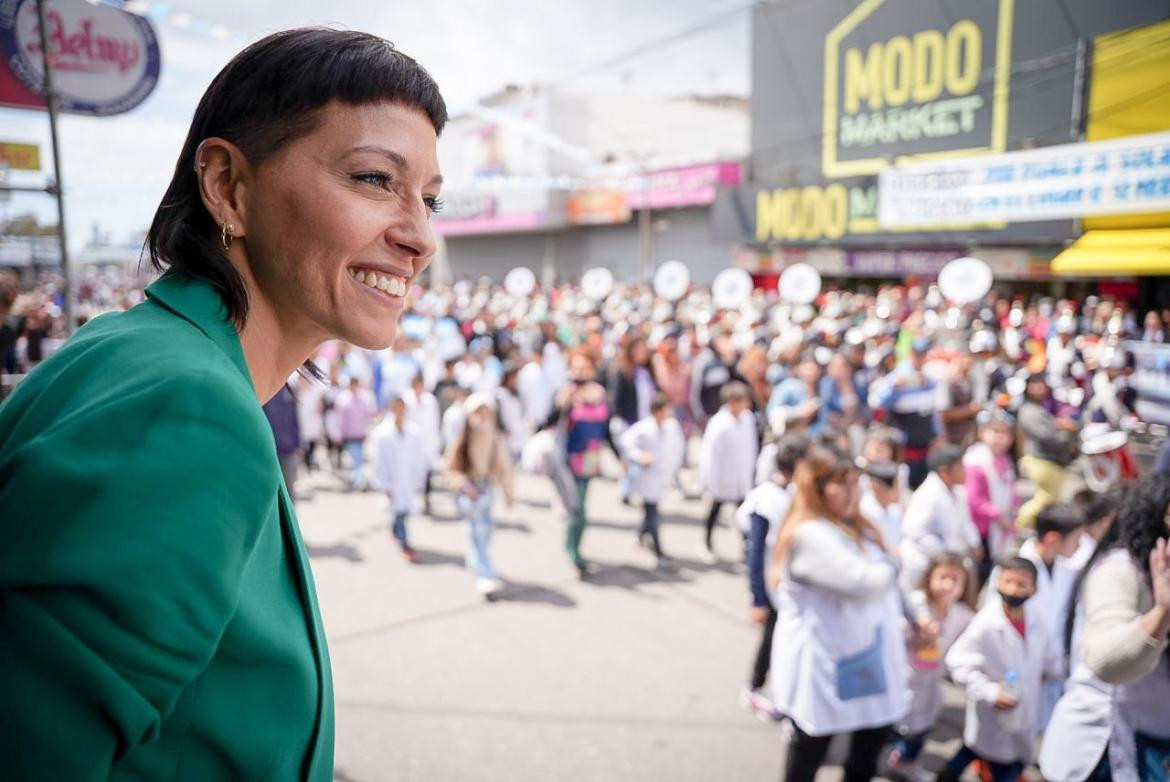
625 161 742 210
433 211 547 236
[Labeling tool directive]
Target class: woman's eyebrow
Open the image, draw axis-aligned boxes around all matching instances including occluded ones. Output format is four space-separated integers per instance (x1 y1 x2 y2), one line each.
347 145 442 186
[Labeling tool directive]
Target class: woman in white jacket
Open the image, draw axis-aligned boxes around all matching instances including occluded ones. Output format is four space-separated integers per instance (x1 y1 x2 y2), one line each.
1039 474 1170 782
770 442 907 782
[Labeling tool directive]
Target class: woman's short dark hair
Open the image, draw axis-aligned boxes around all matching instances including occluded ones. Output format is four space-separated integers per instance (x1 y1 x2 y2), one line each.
146 27 447 328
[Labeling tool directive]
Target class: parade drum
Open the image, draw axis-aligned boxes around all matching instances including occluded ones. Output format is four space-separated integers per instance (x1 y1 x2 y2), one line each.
778 263 821 305
504 266 537 298
581 267 615 302
938 257 993 304
712 268 753 310
654 260 691 302
1081 430 1138 492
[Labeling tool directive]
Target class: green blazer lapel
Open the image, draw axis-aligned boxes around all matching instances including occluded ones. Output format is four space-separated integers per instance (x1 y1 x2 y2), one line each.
277 481 335 778
145 272 255 393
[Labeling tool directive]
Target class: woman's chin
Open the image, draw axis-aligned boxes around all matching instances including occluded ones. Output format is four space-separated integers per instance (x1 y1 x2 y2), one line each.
339 318 399 351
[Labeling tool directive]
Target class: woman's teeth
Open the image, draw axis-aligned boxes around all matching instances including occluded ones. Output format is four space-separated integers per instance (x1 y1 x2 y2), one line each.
348 268 407 297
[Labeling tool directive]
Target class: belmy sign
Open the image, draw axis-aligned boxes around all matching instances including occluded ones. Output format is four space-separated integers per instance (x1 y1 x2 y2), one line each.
0 0 160 116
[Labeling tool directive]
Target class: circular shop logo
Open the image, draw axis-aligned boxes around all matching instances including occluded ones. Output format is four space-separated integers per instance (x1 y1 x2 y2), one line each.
0 0 160 116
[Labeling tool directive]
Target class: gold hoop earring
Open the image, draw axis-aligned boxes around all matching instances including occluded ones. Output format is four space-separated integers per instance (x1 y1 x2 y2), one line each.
221 222 235 251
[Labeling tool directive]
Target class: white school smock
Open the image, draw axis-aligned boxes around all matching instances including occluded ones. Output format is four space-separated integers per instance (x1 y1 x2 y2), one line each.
698 407 758 502
617 416 683 503
945 600 1064 764
901 591 973 735
770 520 909 736
1017 537 1078 647
404 388 442 469
371 418 426 514
899 471 980 591
1039 549 1170 782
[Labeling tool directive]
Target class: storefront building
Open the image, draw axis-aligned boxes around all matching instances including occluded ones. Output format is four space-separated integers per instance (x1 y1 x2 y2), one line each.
432 89 749 285
712 0 1170 300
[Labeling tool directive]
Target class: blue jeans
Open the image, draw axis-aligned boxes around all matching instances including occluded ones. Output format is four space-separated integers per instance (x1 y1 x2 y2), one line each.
893 730 929 762
391 511 409 549
344 438 365 488
943 745 1022 782
462 484 496 579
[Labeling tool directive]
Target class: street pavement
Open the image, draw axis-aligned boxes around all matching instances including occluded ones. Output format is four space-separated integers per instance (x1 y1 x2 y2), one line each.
295 460 969 782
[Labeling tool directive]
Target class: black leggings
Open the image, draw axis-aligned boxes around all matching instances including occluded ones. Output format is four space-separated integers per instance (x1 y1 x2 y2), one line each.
704 500 732 549
784 723 891 782
302 440 319 472
749 604 778 690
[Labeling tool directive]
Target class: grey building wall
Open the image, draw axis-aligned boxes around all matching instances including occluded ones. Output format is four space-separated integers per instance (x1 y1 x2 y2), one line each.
444 206 736 284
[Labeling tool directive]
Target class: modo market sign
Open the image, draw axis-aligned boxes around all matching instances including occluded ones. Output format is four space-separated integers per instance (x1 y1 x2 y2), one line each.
0 0 160 115
879 130 1170 227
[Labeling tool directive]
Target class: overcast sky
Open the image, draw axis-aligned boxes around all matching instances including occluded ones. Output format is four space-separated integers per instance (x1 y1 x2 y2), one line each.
0 0 750 249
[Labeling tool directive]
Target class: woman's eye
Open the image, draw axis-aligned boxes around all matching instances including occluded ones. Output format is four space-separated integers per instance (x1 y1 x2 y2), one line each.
353 172 392 188
425 196 445 215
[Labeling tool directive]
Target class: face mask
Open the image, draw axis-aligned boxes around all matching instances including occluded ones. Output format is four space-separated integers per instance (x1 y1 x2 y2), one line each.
999 591 1030 609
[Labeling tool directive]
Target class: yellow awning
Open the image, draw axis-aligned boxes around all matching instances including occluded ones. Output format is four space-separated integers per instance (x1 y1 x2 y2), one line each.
1051 228 1170 276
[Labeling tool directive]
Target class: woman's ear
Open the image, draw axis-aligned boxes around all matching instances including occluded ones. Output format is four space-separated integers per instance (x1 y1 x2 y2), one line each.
193 137 250 242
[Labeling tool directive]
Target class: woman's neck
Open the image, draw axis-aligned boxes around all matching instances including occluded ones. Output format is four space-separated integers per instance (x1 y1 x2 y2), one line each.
234 263 323 403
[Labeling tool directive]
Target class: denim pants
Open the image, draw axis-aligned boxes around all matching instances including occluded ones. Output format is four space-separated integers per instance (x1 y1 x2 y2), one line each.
344 438 365 488
943 745 1022 782
462 484 496 579
641 501 663 557
566 477 590 567
893 730 929 762
391 511 409 548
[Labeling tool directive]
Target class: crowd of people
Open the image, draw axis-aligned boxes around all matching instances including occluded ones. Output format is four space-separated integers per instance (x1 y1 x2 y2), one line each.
262 273 1169 781
4 265 1170 780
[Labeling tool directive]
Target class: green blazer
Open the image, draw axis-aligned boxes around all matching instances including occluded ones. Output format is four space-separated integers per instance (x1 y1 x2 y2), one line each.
0 272 334 780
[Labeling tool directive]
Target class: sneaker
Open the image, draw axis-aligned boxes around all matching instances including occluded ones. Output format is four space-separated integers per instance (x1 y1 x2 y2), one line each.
476 577 504 598
886 748 932 782
401 546 419 564
637 531 653 550
738 684 783 721
655 555 675 571
575 560 598 580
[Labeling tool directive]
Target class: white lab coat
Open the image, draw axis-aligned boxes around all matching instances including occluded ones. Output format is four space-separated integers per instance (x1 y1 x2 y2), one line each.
699 407 758 502
1017 537 1078 646
899 472 980 591
517 360 554 430
736 479 793 538
859 491 903 549
618 416 684 503
441 403 466 453
770 521 909 735
945 602 1064 764
542 341 568 391
902 590 974 735
495 387 528 459
295 378 326 443
371 417 425 514
404 388 442 469
1039 549 1170 782
755 441 778 489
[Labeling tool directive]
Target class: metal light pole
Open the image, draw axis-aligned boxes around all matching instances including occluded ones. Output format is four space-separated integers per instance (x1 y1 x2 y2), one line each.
35 0 73 334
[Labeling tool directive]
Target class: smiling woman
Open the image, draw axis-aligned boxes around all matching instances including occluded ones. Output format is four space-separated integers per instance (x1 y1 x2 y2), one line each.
0 28 445 781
